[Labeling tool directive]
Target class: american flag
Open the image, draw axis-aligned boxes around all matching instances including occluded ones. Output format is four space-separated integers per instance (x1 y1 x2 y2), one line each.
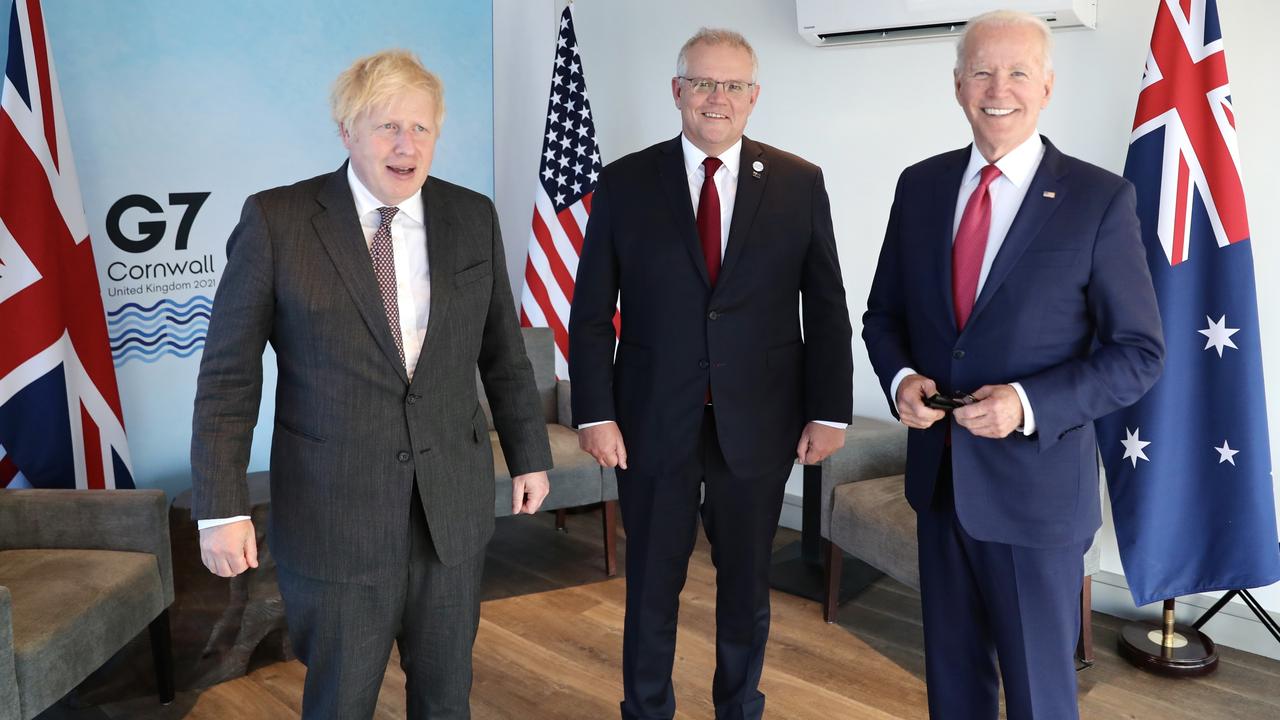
0 0 134 489
520 2 606 378
1098 0 1278 606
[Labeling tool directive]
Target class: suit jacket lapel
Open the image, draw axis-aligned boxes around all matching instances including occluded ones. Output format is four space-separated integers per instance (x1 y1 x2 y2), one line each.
932 149 968 336
966 137 1067 329
312 164 409 383
717 137 766 292
412 177 456 385
657 136 710 287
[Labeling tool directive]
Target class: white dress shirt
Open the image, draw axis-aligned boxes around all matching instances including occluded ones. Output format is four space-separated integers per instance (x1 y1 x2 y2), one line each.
680 133 739 257
581 134 846 432
199 167 432 531
348 164 432 380
890 132 1046 435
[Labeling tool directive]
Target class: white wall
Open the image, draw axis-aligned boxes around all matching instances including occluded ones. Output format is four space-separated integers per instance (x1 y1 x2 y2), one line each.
493 0 1280 648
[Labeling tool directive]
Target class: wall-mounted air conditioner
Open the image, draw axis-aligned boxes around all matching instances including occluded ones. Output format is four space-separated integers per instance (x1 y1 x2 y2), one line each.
796 0 1097 47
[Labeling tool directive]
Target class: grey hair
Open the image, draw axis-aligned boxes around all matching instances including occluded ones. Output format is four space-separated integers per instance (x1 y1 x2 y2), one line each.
675 27 758 82
954 10 1054 75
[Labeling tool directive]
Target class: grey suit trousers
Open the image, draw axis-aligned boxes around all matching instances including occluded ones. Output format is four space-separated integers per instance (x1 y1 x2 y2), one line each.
277 482 485 720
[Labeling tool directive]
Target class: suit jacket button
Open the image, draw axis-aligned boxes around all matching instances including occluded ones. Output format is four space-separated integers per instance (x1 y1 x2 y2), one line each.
397 451 411 463
952 350 965 360
406 394 418 405
699 359 710 369
707 310 719 320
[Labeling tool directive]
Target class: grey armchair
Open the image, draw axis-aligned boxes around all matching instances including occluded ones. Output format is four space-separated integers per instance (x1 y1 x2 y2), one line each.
0 489 175 720
480 326 619 575
818 416 1102 665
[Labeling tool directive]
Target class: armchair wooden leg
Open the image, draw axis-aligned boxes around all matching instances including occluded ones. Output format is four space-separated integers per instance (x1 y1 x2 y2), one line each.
555 508 568 532
602 500 619 577
149 608 175 704
823 538 842 624
1077 575 1095 668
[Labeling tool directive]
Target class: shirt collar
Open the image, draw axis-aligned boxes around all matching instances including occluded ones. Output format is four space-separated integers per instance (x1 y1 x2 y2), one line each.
963 132 1045 189
346 162 426 226
681 134 742 182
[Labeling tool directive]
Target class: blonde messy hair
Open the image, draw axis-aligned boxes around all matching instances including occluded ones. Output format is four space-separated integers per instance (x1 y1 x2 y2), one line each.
330 49 445 134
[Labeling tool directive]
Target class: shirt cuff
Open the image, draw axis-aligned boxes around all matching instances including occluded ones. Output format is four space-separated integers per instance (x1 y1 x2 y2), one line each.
577 420 615 429
198 515 251 530
1009 382 1036 435
889 367 916 416
813 420 848 430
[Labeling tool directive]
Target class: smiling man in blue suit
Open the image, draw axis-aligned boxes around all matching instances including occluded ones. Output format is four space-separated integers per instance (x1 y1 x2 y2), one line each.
862 11 1164 719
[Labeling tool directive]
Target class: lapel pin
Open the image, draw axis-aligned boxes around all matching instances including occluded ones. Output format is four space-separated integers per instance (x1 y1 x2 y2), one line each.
1042 191 1057 199
752 160 764 178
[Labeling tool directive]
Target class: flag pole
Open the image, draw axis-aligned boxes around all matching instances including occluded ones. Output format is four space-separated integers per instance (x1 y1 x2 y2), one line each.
1117 598 1218 676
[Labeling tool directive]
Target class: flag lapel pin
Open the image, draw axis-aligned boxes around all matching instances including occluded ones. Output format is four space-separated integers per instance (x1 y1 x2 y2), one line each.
1042 191 1057 199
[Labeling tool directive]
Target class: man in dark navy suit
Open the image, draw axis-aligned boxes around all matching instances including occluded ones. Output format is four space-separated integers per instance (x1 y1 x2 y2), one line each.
863 11 1164 719
569 28 853 720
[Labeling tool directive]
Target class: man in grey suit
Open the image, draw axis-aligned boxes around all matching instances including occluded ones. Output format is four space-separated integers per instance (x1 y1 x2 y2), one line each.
191 50 552 719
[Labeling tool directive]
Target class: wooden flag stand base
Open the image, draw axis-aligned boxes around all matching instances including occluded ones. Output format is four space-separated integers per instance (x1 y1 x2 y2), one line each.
1118 599 1218 677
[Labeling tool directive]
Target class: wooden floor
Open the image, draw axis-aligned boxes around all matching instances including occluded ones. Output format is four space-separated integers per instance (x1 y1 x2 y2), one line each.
41 506 1280 719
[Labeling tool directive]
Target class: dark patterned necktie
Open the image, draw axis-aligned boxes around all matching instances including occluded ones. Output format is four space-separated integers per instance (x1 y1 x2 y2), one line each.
371 206 405 367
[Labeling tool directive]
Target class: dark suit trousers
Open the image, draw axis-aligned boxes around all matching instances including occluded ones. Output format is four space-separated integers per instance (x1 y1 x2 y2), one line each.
617 408 792 720
276 482 486 720
917 455 1086 720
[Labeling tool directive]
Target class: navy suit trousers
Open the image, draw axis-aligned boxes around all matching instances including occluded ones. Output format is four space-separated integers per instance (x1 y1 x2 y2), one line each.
917 456 1087 720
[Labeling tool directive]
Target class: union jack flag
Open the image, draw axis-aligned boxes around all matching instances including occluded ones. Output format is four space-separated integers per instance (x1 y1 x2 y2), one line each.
1099 0 1278 606
0 0 134 489
519 2 610 378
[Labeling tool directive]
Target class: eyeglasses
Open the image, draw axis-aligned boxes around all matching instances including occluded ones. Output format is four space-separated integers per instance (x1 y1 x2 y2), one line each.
678 77 755 96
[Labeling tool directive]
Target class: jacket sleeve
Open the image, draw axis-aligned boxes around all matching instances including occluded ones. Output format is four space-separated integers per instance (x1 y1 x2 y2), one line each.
477 198 553 476
567 172 621 426
800 168 854 424
190 195 275 520
862 172 916 418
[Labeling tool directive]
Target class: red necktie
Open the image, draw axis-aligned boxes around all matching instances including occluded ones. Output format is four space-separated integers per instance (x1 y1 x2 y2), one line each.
952 164 1002 330
697 156 723 286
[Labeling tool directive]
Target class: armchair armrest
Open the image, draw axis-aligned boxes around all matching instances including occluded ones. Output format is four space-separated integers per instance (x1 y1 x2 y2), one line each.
556 379 575 429
0 586 16 720
818 417 908 538
0 489 174 606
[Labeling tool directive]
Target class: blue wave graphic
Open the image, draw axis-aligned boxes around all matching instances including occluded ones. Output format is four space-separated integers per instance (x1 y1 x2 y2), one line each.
107 295 214 317
110 322 208 343
111 329 208 353
112 343 206 366
109 306 212 326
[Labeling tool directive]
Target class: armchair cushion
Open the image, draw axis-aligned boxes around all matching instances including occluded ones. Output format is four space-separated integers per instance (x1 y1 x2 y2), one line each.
1 587 15 720
0 548 165 719
830 475 919 590
819 417 907 537
491 425 603 516
0 489 173 606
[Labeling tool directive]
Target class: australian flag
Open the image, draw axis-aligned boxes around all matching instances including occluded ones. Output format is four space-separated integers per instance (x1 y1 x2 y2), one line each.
1098 0 1280 606
0 0 133 489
